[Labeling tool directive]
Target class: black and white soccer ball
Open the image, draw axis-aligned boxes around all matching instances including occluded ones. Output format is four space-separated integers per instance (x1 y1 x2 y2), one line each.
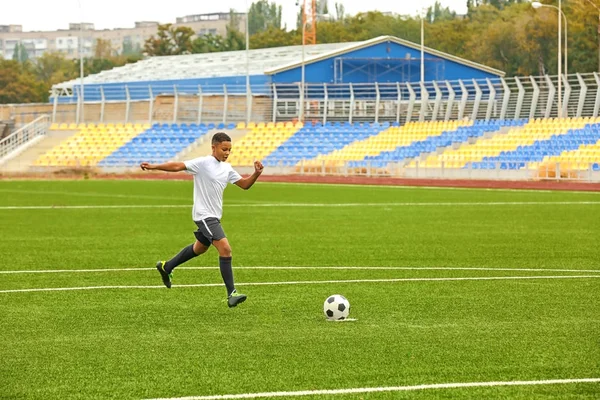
323 294 350 321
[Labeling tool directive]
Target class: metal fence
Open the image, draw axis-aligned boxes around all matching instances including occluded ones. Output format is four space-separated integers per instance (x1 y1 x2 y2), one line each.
45 72 600 125
0 115 49 163
260 160 600 182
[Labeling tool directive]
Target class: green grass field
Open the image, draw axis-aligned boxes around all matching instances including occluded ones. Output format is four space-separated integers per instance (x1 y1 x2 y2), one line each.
0 179 599 400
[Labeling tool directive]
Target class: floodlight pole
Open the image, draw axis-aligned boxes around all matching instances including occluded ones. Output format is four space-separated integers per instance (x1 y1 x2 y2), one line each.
559 0 563 118
300 20 306 123
299 11 330 123
245 0 251 124
533 1 567 117
78 0 85 124
420 12 424 83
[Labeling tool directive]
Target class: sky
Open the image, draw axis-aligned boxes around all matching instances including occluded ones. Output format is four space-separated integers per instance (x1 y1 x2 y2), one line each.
1 0 469 32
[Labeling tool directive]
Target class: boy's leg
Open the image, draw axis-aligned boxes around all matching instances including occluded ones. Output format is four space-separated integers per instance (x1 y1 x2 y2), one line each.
156 239 209 288
164 241 209 273
198 218 246 307
212 238 246 308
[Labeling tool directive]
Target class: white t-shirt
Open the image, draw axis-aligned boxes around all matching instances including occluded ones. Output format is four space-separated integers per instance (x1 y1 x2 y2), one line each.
184 156 242 221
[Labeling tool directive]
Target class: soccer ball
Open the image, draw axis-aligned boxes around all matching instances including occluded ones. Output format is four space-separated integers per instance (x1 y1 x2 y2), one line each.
323 294 350 321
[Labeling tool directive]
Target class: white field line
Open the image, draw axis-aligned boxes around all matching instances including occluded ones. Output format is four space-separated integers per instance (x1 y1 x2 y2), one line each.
0 204 190 210
1 275 599 294
261 181 600 194
0 188 189 201
4 180 600 195
144 378 600 400
0 179 600 199
1 266 600 274
1 201 600 210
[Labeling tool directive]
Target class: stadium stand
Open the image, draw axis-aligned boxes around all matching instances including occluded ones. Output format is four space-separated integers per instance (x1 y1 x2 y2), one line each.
97 123 229 167
356 120 530 169
294 120 471 169
415 118 591 169
33 123 149 167
26 118 600 176
260 121 389 167
470 119 600 170
228 121 303 167
538 138 600 172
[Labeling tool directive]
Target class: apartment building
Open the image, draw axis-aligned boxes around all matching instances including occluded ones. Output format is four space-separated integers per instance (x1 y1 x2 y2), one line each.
0 12 246 60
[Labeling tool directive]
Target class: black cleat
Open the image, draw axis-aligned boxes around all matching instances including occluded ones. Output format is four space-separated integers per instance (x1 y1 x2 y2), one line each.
156 261 172 288
227 290 247 308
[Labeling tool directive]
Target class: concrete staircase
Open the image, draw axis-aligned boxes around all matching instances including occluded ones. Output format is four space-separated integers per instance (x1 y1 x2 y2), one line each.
0 120 15 140
0 130 75 172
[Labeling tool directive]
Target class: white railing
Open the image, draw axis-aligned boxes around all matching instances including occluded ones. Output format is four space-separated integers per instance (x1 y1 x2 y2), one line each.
0 115 49 162
48 72 600 125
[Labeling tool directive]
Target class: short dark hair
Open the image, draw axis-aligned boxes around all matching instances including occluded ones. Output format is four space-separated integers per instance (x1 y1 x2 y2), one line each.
212 132 231 144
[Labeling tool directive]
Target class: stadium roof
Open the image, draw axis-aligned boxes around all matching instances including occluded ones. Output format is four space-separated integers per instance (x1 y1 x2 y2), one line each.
54 41 355 89
265 36 505 77
54 35 504 89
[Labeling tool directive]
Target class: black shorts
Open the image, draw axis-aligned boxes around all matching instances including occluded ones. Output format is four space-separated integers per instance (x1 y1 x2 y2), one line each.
194 217 227 247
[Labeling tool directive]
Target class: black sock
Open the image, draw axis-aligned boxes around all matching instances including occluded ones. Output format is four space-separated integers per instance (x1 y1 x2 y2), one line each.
219 256 235 296
164 244 198 273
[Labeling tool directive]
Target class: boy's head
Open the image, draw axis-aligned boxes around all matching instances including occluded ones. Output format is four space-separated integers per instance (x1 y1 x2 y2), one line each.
211 132 232 162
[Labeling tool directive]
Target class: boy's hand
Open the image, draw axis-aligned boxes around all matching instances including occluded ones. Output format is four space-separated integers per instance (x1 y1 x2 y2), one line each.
254 161 264 174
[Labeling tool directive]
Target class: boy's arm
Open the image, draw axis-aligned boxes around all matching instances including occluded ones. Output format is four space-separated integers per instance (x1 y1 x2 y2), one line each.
234 161 264 190
140 162 187 172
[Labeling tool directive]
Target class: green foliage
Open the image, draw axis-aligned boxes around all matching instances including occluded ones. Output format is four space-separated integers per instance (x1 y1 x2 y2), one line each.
426 1 457 22
0 60 46 103
122 40 142 57
93 38 114 59
11 44 29 63
334 2 345 21
144 23 194 56
4 0 600 105
248 0 282 34
33 52 78 85
0 51 144 105
192 27 246 53
250 27 299 49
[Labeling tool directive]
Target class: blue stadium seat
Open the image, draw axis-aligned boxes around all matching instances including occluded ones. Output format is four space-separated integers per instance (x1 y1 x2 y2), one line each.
98 124 211 167
471 122 600 170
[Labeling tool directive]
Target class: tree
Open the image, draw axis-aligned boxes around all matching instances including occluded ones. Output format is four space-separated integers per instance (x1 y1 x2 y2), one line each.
94 39 114 59
0 60 46 103
343 12 403 41
191 34 225 53
12 44 29 63
144 24 194 56
248 0 282 35
33 52 78 85
224 27 246 51
316 20 351 43
426 1 457 22
318 0 329 16
250 26 299 49
192 27 246 53
228 8 243 33
122 41 142 56
334 2 345 21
